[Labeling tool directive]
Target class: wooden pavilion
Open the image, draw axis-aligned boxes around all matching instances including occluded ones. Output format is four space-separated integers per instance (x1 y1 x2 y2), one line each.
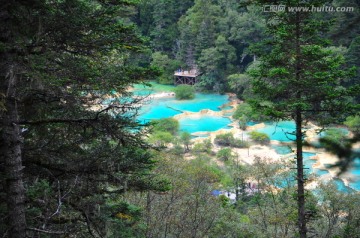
174 69 200 85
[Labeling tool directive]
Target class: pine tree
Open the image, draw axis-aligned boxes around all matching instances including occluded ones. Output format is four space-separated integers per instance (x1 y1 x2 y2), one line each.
0 0 165 236
249 1 358 237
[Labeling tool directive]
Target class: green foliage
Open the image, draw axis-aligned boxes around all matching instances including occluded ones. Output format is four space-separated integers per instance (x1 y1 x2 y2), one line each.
232 103 266 129
105 202 145 238
214 133 233 146
136 0 194 52
152 117 179 135
192 139 213 154
26 179 53 200
174 84 195 100
151 52 183 84
237 115 248 130
216 148 234 161
248 131 270 145
322 128 348 144
169 143 185 156
148 131 173 146
228 74 251 99
135 0 269 93
344 115 360 133
248 1 359 236
129 152 237 238
214 133 249 148
180 131 192 152
0 0 168 236
197 35 237 92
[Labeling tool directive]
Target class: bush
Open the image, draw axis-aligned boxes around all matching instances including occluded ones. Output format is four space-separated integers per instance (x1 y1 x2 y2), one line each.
214 133 233 146
149 131 173 146
174 85 195 100
169 144 184 155
214 133 249 148
231 139 249 148
153 118 179 135
217 148 234 161
193 139 213 154
322 128 348 144
249 131 270 145
180 131 192 152
344 115 360 133
232 102 269 123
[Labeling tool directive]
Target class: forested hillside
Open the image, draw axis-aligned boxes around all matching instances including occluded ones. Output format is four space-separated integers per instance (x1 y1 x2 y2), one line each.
1 0 359 237
135 0 359 95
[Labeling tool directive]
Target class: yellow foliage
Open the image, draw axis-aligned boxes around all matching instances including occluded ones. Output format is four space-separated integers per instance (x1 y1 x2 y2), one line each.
115 212 133 220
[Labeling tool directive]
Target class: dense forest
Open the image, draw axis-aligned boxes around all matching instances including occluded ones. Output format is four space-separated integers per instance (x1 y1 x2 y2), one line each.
1 0 359 238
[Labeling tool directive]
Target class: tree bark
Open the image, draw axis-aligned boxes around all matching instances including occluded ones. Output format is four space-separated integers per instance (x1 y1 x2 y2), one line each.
295 110 306 238
2 65 27 238
295 11 307 238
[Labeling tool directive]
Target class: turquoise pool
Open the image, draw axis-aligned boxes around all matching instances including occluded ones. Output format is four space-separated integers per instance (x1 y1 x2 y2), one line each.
347 159 360 190
271 145 293 154
257 121 296 142
179 116 232 133
138 93 229 121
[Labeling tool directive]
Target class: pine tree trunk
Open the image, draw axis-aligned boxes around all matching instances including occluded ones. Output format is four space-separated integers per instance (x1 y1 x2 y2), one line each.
295 11 307 238
295 110 306 238
2 66 27 238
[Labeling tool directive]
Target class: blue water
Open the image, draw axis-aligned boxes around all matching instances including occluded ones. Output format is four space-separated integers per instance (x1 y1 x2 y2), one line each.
334 179 354 193
302 153 357 192
347 159 360 190
349 180 360 190
222 106 233 110
102 96 134 105
179 116 232 133
271 145 293 154
314 169 329 176
134 89 153 96
138 93 229 121
348 159 360 176
138 100 181 122
257 121 296 142
303 152 317 171
171 94 229 112
275 174 296 188
246 121 259 126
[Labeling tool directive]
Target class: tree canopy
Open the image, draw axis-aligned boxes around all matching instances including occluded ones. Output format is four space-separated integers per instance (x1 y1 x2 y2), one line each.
0 0 165 236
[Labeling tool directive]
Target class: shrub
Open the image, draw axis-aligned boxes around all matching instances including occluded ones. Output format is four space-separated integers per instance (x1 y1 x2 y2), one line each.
214 133 249 148
180 131 192 152
174 85 195 100
231 139 249 148
238 115 248 130
322 128 348 144
193 139 213 154
249 131 270 145
214 133 233 146
153 118 179 135
344 115 360 133
149 131 173 146
232 102 269 123
217 148 234 161
170 144 184 155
